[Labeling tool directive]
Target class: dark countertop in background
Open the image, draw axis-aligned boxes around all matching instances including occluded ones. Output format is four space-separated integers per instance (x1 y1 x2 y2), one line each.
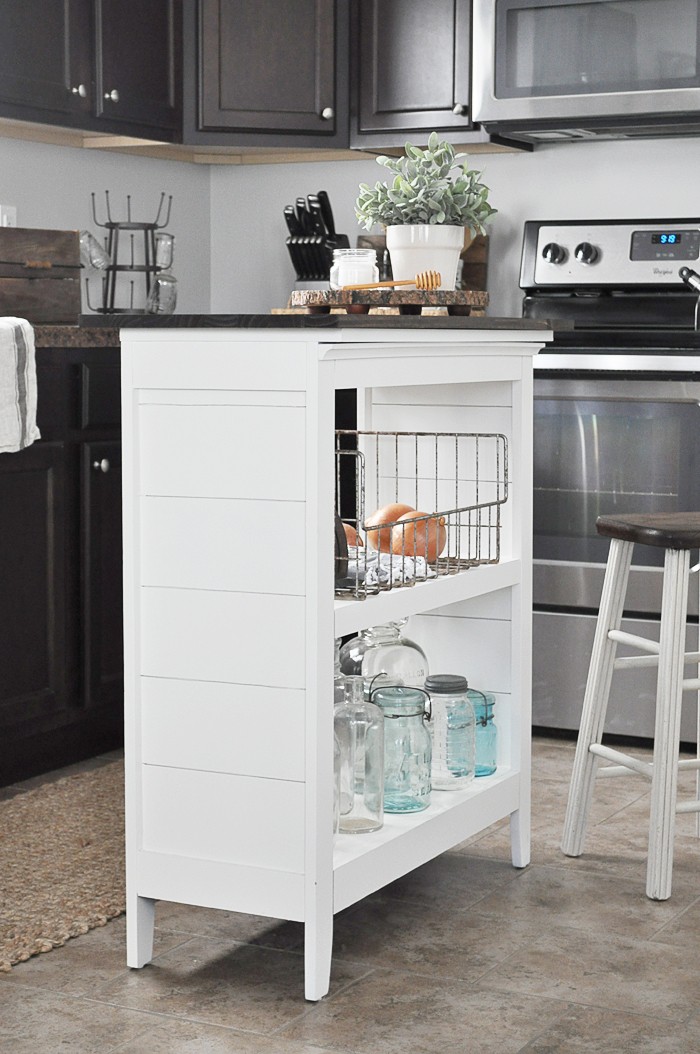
77 313 551 332
35 324 120 347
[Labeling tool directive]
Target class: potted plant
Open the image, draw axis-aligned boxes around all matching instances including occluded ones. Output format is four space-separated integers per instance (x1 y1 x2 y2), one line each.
355 132 496 290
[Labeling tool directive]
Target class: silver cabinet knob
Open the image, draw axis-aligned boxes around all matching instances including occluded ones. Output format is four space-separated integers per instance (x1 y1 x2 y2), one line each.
71 84 87 98
320 106 334 120
104 89 120 102
452 102 467 116
92 458 110 473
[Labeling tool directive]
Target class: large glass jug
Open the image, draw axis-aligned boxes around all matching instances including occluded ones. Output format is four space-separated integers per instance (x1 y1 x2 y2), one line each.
372 685 431 813
339 620 428 698
334 676 384 833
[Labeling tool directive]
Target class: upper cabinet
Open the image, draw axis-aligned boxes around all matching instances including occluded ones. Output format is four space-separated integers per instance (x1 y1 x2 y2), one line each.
0 0 181 141
189 0 349 147
351 0 481 147
95 0 181 134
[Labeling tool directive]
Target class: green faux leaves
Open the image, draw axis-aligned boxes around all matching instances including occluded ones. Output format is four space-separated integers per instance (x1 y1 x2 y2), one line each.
355 132 497 233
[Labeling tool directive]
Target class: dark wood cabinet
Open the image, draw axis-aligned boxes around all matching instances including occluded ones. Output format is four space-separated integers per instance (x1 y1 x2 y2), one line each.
0 0 91 120
0 343 123 787
351 0 483 147
0 0 181 140
95 0 181 133
186 0 349 147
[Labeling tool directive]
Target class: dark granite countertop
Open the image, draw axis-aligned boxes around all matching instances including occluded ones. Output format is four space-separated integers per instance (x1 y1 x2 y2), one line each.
35 324 120 348
77 313 551 332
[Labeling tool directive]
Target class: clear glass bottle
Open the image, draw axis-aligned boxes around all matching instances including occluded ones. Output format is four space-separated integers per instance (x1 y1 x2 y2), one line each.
424 674 476 790
334 676 384 833
339 620 429 699
469 688 498 776
333 639 353 815
372 685 432 813
329 248 379 289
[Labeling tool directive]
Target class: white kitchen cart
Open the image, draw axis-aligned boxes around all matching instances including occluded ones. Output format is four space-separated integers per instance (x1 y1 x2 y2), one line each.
120 321 550 1001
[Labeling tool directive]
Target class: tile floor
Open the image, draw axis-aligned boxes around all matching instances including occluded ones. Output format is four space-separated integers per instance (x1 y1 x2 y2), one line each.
2 735 699 1054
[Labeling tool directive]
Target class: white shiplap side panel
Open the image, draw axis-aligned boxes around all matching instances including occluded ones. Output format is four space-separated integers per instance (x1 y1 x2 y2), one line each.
140 677 305 781
141 766 305 873
126 338 307 392
140 588 305 688
139 404 305 501
140 495 306 595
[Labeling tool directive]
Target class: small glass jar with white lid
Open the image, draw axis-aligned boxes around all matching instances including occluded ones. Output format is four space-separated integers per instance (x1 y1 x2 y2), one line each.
329 248 379 289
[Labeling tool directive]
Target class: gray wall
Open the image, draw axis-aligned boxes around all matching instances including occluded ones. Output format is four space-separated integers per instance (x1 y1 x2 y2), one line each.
209 136 700 317
0 135 211 314
4 132 700 319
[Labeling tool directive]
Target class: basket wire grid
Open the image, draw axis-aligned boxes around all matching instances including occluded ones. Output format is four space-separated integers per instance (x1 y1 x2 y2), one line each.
335 429 508 599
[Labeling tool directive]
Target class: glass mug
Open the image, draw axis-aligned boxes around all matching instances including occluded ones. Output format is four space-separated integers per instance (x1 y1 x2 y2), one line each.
145 272 177 314
79 230 111 270
154 231 174 271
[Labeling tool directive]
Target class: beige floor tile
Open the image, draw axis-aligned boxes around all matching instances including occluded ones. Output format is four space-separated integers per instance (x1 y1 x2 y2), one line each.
519 1004 700 1053
0 984 155 1054
373 850 522 907
484 923 700 1019
154 901 305 950
92 936 368 1034
1 916 187 996
111 1016 340 1054
280 970 572 1054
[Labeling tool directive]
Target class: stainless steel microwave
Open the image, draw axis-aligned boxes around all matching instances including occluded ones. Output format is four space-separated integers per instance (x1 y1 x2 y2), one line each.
472 0 700 143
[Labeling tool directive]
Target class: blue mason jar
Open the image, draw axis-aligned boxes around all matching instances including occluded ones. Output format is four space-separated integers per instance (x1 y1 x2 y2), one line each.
371 685 431 813
468 689 497 776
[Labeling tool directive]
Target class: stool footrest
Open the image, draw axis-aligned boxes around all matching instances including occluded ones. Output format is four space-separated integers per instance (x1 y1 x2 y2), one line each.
590 743 653 779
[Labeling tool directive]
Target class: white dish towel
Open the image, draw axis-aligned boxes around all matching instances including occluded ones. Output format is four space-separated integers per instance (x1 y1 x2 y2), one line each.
0 317 40 453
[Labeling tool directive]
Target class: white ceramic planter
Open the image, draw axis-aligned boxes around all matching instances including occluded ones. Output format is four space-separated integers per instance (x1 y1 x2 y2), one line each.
385 224 465 290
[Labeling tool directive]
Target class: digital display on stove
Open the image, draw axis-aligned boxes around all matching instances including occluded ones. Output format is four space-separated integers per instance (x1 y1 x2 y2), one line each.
631 229 700 261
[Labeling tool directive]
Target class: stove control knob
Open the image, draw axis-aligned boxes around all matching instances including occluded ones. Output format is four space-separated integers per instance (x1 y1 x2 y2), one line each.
542 242 567 264
575 241 600 265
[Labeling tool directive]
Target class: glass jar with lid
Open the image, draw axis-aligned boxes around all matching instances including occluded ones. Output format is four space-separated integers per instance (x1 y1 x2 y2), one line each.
334 675 384 833
424 674 476 790
371 685 431 813
333 638 353 816
469 688 497 776
339 619 428 699
329 248 379 289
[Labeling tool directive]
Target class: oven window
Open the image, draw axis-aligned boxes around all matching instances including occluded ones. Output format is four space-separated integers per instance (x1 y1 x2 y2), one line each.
496 0 700 97
534 396 700 566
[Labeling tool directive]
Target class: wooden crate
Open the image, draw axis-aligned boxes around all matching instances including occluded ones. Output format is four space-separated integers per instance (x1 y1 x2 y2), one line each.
0 227 81 324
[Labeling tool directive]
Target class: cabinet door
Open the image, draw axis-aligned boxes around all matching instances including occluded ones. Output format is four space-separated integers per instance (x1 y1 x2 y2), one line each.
353 0 473 139
81 439 123 711
199 0 337 134
0 442 68 751
0 0 91 117
95 0 181 132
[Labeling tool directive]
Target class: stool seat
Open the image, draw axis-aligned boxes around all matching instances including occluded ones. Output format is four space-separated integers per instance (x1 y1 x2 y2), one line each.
562 511 700 900
597 512 700 550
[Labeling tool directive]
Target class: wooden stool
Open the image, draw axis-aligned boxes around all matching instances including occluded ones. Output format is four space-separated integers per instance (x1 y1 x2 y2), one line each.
561 512 700 899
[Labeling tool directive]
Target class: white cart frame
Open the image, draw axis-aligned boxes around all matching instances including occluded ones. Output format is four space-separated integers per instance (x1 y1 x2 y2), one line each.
120 324 549 1000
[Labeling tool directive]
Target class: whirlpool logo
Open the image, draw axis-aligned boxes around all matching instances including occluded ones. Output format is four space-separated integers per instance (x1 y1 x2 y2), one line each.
653 266 673 276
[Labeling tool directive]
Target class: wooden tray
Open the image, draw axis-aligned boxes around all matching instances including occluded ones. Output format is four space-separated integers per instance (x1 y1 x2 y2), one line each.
289 288 489 315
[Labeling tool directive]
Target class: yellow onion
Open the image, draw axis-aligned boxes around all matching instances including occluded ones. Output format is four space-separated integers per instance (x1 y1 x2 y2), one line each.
391 510 447 563
364 503 415 552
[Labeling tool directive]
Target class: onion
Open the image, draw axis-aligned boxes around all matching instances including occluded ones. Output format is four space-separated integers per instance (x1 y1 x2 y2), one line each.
364 503 415 552
390 510 447 563
342 522 363 547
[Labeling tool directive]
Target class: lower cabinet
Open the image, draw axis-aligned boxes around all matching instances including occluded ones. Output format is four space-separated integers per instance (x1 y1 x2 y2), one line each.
0 343 123 787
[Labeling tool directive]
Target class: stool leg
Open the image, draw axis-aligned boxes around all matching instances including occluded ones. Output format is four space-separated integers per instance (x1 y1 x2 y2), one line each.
562 538 633 857
646 547 690 900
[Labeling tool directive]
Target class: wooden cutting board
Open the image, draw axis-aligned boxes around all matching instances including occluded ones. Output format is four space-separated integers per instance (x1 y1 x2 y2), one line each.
289 288 489 315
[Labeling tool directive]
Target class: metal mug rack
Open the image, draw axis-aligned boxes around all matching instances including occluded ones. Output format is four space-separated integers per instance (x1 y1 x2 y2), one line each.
84 191 173 313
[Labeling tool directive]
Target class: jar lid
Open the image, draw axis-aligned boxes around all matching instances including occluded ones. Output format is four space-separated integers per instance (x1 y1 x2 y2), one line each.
424 674 468 694
371 684 428 715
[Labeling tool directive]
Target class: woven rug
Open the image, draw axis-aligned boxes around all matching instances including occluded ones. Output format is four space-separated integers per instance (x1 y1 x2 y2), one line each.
0 760 125 972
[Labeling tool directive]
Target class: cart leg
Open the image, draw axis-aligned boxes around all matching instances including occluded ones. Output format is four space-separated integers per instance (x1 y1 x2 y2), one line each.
509 806 530 868
304 910 333 1001
126 892 156 968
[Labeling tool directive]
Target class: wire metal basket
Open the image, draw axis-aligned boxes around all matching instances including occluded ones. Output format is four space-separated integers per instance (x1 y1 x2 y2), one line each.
335 429 508 599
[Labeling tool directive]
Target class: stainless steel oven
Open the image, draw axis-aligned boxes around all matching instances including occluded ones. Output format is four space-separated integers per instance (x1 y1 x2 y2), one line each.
473 0 700 143
522 218 700 744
